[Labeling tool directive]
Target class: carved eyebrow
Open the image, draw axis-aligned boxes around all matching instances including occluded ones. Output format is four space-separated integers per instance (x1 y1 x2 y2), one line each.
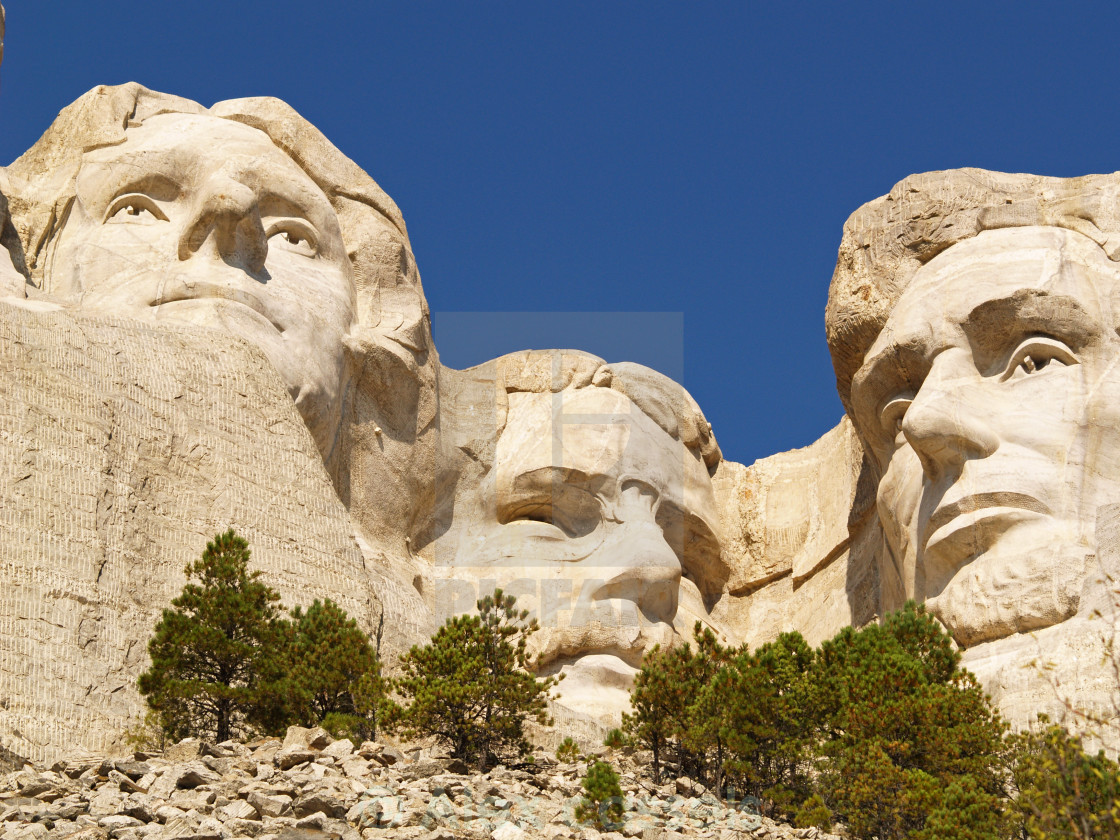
852 334 933 410
963 289 1105 366
111 172 181 200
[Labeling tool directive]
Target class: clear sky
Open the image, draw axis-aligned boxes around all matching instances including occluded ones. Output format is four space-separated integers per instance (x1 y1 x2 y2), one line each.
2 2 1118 466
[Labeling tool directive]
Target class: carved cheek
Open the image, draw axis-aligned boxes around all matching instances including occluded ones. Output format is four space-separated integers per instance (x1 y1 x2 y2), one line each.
877 444 927 596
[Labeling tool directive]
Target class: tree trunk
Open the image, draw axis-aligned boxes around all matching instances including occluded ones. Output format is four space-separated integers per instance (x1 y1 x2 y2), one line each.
714 738 723 797
217 697 230 743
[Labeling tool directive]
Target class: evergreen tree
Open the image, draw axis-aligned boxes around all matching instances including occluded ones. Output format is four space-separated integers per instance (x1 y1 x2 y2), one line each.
710 631 816 813
288 599 384 741
623 628 710 782
137 530 288 742
809 602 1009 840
575 759 625 829
1011 718 1120 839
679 623 733 790
384 589 558 768
556 737 582 763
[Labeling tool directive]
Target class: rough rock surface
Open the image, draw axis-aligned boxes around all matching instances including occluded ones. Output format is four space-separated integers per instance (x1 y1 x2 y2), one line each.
822 169 1120 737
1 75 1115 761
0 301 384 765
710 417 879 647
0 728 839 840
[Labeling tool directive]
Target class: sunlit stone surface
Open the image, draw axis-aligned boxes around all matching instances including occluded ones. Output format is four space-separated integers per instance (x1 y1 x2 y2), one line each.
3 75 1115 758
828 169 1120 737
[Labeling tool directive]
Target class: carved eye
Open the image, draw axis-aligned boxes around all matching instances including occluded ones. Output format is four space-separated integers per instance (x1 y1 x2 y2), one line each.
499 480 602 540
105 194 167 224
266 220 318 257
879 396 912 441
1001 337 1078 382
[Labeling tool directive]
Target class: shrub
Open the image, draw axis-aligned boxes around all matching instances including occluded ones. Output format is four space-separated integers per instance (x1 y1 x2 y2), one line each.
384 589 558 768
1011 719 1120 839
575 759 624 829
137 530 289 742
603 728 628 749
793 794 833 831
556 736 582 762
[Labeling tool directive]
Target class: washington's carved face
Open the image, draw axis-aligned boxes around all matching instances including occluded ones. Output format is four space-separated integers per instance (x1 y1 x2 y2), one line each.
852 226 1120 645
49 113 355 456
431 385 721 701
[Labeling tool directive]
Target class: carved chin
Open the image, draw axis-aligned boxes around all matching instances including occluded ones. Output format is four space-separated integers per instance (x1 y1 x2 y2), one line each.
927 544 1091 647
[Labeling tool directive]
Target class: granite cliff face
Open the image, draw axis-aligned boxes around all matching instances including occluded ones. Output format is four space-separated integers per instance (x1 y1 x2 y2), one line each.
0 74 1116 759
825 169 1120 739
0 301 386 765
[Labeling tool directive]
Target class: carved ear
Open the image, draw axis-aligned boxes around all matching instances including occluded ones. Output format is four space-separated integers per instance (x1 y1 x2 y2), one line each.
344 325 435 436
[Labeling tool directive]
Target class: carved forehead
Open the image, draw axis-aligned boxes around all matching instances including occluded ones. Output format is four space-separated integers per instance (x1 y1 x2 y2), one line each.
82 114 313 184
875 226 1119 346
495 387 717 526
496 388 645 486
825 168 1120 414
92 112 276 153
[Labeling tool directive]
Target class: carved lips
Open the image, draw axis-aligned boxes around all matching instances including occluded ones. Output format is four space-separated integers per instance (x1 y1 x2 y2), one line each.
150 278 286 334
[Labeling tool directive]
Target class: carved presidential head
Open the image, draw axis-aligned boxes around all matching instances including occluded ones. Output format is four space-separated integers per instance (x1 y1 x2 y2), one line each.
827 169 1120 645
428 350 726 717
0 83 433 471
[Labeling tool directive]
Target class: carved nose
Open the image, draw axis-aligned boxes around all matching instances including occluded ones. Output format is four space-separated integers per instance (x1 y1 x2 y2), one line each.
177 177 268 275
592 519 682 625
902 375 999 482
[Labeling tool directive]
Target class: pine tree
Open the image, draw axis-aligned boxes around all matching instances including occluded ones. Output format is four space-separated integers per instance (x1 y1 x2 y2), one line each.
137 530 288 742
384 589 558 768
623 633 704 783
679 623 733 791
575 759 625 829
288 599 384 741
710 631 816 813
556 737 582 762
1011 718 1120 839
809 602 1009 840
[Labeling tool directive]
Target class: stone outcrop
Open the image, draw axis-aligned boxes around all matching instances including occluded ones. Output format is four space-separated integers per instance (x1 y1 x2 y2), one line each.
0 300 387 766
0 726 839 840
1 70 1117 756
709 417 879 647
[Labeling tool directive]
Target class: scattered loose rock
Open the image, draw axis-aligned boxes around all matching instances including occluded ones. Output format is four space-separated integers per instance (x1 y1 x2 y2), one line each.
0 728 843 840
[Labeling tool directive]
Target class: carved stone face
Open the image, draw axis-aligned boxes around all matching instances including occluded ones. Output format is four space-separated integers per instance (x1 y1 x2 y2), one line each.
49 113 355 458
430 385 721 716
851 226 1120 645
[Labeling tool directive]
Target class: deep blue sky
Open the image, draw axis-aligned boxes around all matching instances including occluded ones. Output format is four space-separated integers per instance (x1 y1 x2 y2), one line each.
2 3 1117 466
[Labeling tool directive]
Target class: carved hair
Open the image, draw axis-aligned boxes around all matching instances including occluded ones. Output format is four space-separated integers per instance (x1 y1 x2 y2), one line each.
826 167 1120 417
0 82 430 353
489 348 721 471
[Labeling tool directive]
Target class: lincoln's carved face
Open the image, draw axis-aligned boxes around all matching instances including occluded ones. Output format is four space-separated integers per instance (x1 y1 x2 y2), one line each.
49 113 355 457
851 226 1120 645
430 385 722 711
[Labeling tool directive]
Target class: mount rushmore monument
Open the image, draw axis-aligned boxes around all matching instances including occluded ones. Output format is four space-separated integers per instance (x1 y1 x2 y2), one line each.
1 51 1118 760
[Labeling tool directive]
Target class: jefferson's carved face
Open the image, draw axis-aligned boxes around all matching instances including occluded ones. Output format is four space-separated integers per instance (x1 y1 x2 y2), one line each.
431 386 721 705
49 113 355 457
852 226 1120 645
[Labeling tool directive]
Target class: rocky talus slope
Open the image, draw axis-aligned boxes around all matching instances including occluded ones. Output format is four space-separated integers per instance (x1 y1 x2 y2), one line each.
0 727 839 840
